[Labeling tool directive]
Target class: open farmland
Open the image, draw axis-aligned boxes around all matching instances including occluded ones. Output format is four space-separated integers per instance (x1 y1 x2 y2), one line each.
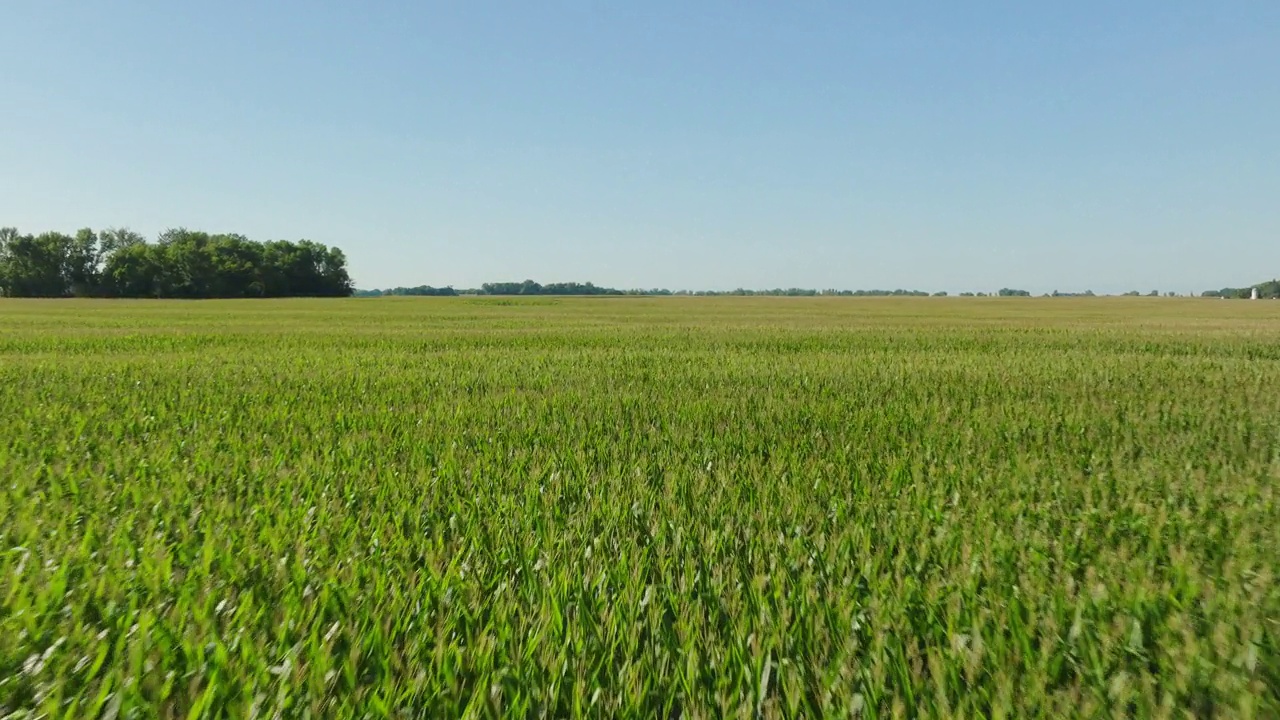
1 297 1278 717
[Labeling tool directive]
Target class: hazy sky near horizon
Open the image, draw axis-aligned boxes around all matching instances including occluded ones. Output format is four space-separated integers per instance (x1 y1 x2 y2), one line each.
2 2 1277 293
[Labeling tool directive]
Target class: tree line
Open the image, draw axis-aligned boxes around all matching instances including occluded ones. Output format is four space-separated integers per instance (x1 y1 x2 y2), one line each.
355 280 948 297
0 227 352 298
353 280 1275 299
1201 280 1280 299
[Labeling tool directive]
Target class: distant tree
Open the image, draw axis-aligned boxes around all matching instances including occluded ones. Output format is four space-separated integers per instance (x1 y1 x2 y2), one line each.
259 240 353 297
152 228 215 298
997 288 1030 297
0 227 22 296
0 231 73 297
206 234 265 297
104 243 162 298
99 227 145 255
63 228 103 296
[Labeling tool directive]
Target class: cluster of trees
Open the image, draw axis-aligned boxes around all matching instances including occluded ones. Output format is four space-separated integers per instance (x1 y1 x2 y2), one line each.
480 281 624 296
1202 280 1280 299
0 227 352 298
355 285 458 297
356 281 636 297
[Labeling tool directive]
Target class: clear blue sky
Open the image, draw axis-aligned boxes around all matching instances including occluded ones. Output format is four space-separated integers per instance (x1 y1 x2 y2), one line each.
2 2 1277 294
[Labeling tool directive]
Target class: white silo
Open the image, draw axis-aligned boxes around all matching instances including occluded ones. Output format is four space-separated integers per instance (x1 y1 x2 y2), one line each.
1251 287 1260 300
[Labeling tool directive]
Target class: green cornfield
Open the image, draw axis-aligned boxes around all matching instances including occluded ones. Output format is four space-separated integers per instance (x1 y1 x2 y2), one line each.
2 297 1277 718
